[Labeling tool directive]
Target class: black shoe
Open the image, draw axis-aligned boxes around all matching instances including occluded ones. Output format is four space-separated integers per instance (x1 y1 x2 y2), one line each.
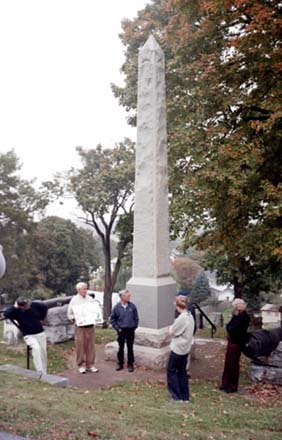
128 365 134 372
116 365 123 371
226 388 238 393
219 386 226 391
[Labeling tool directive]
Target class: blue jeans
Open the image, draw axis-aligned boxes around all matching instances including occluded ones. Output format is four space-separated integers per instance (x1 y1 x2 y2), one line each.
167 351 189 401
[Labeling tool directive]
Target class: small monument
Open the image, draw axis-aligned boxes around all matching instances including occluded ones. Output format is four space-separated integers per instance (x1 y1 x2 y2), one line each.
105 35 176 369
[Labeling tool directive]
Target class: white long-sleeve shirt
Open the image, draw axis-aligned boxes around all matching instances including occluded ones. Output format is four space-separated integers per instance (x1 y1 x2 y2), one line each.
67 294 94 325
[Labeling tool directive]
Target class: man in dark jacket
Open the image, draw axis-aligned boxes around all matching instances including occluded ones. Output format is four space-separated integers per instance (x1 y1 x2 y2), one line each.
4 297 48 374
110 289 139 372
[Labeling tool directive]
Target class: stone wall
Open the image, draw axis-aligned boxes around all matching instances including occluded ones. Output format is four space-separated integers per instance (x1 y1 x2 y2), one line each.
43 304 74 344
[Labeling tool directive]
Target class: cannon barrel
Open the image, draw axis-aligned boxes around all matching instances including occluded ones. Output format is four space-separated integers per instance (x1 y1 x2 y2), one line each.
242 327 282 360
34 292 96 310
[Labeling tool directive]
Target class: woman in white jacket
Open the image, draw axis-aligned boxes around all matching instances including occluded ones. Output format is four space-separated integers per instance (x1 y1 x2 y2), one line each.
167 295 194 402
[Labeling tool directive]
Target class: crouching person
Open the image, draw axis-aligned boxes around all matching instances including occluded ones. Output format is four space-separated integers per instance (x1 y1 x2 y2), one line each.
4 297 48 374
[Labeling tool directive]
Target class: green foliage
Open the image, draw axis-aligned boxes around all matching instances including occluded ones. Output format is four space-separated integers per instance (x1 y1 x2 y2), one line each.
66 139 135 320
113 0 282 302
0 150 50 301
33 216 100 296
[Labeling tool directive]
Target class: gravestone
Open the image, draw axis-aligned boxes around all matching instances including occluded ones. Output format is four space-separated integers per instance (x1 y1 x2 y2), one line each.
105 36 176 369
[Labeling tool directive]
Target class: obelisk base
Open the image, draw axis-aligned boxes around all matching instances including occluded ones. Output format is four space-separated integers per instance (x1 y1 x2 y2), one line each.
105 327 172 370
127 276 177 329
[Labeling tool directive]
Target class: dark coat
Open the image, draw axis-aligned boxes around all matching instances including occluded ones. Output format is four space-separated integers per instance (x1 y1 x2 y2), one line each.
4 302 47 336
110 302 139 331
226 311 250 345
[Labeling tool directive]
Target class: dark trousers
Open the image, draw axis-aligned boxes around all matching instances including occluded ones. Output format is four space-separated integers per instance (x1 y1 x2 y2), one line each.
221 338 241 391
167 351 189 401
117 328 135 367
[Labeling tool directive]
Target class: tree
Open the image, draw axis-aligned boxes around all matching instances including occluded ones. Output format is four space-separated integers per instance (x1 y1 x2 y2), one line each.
66 140 135 321
113 0 282 302
0 150 49 301
191 270 211 304
33 216 101 296
171 257 202 290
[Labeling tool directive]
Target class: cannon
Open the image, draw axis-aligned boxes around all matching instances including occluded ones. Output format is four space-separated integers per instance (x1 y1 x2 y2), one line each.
242 327 282 361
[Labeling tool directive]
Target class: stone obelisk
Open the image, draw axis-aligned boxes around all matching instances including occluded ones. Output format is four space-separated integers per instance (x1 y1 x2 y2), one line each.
126 35 177 368
105 35 176 368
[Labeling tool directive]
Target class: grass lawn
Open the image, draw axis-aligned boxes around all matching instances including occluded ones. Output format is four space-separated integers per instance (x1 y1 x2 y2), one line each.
1 373 281 440
1 323 282 440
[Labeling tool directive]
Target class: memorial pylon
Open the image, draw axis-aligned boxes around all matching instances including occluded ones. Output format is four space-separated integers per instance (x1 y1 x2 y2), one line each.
105 36 177 369
127 34 176 329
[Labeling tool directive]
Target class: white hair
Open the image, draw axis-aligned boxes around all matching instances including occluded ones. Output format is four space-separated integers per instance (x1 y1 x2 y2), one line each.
119 289 129 296
76 282 88 292
232 298 247 307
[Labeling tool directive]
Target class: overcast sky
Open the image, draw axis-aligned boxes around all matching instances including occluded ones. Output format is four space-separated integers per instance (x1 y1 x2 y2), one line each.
0 0 148 217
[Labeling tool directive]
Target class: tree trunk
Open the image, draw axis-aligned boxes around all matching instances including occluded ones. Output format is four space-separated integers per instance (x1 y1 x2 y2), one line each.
233 276 243 298
103 236 112 324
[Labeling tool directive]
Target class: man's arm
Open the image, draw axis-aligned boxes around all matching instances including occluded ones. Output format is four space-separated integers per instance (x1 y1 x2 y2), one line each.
110 305 120 331
67 299 75 321
3 306 18 321
134 305 139 329
35 302 48 321
169 315 186 337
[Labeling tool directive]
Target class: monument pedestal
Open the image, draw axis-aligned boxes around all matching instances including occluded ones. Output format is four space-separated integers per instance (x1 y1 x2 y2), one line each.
127 276 176 329
105 326 172 370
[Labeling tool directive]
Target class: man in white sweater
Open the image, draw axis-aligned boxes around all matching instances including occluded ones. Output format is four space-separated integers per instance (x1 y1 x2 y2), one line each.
167 295 194 402
68 282 99 374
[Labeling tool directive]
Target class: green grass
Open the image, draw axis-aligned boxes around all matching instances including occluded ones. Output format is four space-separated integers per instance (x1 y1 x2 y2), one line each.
0 322 115 373
1 322 282 439
197 326 227 339
0 373 281 440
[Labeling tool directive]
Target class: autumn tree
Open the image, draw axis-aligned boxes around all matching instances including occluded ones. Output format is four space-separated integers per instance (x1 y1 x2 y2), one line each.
113 0 282 301
171 257 202 290
66 140 135 321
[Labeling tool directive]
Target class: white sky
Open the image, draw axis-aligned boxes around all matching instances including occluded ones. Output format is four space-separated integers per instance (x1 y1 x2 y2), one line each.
0 0 148 218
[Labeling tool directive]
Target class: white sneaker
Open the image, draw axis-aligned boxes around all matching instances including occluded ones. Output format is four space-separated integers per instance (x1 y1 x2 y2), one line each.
78 366 86 374
87 366 99 373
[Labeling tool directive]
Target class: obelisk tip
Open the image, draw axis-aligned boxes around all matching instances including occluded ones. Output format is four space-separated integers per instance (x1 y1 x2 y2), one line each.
141 34 162 52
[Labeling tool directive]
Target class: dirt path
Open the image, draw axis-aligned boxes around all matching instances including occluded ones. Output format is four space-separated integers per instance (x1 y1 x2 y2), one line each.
60 338 227 390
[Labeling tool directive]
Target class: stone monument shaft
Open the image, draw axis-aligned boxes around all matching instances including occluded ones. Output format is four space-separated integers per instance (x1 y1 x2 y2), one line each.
106 36 176 367
127 35 176 330
133 35 170 279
